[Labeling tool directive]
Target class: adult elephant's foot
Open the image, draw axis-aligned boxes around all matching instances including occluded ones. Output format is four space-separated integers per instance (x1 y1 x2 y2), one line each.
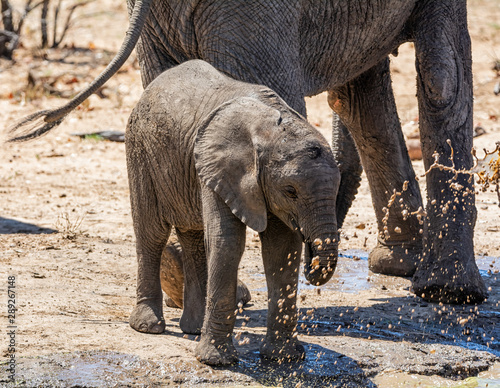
129 302 165 334
196 336 238 366
164 295 180 308
236 279 251 306
412 203 487 304
260 335 305 361
368 239 421 277
413 253 487 304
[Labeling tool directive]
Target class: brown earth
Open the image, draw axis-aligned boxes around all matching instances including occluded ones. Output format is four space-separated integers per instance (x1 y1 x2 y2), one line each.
0 1 499 386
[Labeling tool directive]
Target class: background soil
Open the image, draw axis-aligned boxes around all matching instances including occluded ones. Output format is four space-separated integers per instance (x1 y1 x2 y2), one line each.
0 1 499 386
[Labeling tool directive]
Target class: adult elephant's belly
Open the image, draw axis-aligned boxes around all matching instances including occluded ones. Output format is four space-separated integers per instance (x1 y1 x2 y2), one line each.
301 0 418 95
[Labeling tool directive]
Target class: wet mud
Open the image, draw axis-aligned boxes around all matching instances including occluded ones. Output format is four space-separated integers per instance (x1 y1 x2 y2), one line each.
2 250 499 387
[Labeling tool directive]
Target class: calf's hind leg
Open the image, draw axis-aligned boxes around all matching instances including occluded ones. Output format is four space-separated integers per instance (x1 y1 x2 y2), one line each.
128 171 170 334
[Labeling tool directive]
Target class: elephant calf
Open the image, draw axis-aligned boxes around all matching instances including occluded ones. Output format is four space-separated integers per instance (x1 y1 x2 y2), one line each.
126 60 340 365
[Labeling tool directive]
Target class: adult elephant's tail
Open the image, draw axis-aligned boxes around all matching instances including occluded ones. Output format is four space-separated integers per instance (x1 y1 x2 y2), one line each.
7 0 153 142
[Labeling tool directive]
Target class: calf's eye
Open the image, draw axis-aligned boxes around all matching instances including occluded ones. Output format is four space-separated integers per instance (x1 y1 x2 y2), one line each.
284 186 298 199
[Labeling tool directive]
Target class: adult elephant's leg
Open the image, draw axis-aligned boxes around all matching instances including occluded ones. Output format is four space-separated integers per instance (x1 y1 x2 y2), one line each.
329 57 423 277
175 228 207 335
259 215 304 360
160 235 184 308
196 186 246 366
160 234 251 312
331 114 362 229
411 0 486 303
128 167 169 334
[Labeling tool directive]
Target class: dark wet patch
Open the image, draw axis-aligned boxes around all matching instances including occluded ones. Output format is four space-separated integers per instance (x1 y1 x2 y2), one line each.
232 343 376 387
0 351 256 387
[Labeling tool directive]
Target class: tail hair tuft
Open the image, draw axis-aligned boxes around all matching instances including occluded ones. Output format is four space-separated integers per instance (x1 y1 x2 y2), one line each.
7 110 64 142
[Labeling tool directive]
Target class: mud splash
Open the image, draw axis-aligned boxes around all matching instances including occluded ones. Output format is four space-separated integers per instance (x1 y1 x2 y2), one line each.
298 249 409 294
1 351 224 387
2 246 498 387
3 347 376 387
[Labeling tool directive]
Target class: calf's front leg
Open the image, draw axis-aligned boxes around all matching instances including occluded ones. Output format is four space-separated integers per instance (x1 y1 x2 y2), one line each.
195 185 246 366
259 215 304 361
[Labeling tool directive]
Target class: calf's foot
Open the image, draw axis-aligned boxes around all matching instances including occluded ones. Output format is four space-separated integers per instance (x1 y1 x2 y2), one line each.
180 308 203 335
164 295 180 308
196 336 238 366
129 302 165 334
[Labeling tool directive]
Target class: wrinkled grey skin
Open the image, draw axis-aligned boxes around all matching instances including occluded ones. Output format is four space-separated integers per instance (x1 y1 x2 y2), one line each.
126 60 340 365
10 0 486 304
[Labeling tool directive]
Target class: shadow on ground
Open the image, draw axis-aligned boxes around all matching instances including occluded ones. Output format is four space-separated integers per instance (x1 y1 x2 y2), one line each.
0 217 57 234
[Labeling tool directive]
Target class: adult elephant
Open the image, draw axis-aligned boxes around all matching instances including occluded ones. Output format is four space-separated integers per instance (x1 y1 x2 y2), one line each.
9 0 487 304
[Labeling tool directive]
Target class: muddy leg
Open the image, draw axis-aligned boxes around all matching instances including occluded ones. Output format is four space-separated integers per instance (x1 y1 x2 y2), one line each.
329 57 423 277
195 186 246 366
259 215 304 361
411 0 486 303
175 228 207 335
128 171 169 334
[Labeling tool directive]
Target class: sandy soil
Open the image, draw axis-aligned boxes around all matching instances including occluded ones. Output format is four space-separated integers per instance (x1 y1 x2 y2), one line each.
0 1 499 386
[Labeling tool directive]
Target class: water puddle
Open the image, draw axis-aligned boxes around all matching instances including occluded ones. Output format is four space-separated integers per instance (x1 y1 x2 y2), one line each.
374 362 500 387
253 249 499 296
8 348 498 387
477 255 500 278
299 249 407 294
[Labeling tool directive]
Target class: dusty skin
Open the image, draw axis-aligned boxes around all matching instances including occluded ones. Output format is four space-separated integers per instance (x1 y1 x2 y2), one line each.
0 0 499 386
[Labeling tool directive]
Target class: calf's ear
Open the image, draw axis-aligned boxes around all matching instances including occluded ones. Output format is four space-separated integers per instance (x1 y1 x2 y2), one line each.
194 97 280 232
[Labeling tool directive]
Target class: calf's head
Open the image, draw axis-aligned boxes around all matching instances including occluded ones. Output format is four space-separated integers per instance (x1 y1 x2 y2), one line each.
194 95 340 285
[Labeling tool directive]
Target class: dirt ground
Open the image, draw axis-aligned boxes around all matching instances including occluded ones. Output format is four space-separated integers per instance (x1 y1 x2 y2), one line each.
0 1 499 387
